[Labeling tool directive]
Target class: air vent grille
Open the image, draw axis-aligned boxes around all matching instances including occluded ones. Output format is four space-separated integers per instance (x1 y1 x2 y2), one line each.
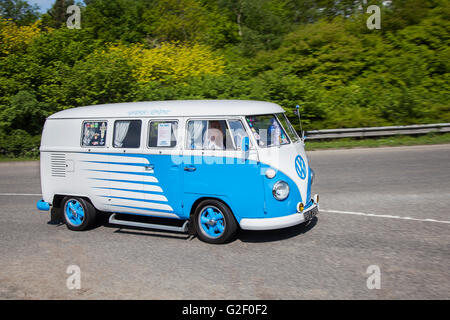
50 153 66 177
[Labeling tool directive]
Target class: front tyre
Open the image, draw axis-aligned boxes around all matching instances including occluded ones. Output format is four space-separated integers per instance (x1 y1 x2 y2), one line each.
194 200 237 244
62 197 97 231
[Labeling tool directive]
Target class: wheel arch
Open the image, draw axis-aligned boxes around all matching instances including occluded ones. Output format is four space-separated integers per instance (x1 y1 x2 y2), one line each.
189 196 240 225
53 194 96 209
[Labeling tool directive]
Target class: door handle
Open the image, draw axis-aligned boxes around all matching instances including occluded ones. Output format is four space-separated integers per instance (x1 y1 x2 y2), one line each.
184 166 196 172
145 164 154 171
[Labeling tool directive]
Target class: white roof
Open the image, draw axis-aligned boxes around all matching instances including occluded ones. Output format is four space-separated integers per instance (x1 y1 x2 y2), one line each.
48 100 285 119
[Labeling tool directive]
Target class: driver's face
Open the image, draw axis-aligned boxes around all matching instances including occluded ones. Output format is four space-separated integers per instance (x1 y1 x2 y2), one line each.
210 121 220 130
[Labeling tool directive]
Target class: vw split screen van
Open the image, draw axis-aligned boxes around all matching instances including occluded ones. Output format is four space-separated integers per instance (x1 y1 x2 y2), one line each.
37 100 319 243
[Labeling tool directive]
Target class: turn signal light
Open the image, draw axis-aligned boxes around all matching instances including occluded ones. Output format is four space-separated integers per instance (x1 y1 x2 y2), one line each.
314 194 319 204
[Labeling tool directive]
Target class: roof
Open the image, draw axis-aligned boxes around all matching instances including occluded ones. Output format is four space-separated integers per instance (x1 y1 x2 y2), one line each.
48 100 285 119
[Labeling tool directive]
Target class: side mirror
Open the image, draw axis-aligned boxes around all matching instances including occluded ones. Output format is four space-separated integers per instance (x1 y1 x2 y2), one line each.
241 136 250 152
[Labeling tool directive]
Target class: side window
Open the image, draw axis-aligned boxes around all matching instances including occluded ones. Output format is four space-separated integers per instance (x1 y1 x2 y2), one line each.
228 120 249 150
113 120 142 148
148 120 178 148
81 121 107 147
186 119 234 150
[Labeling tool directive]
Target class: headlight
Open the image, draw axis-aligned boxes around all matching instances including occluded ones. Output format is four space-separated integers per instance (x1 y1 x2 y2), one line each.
272 181 290 201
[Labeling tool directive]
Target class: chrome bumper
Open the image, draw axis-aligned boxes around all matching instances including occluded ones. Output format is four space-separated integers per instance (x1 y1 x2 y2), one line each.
239 202 319 231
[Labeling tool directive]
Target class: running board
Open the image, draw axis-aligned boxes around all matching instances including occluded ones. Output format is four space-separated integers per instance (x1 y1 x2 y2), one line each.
109 213 189 233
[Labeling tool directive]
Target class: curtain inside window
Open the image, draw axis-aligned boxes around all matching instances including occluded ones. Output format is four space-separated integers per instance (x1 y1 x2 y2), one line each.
188 120 206 149
114 121 130 147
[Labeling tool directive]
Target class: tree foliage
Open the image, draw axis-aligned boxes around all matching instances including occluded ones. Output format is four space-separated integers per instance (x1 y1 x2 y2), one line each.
41 0 75 29
0 16 40 55
0 0 449 156
0 0 39 25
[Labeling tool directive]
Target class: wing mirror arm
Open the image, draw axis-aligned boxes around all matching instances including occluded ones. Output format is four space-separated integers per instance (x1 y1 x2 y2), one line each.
295 104 306 143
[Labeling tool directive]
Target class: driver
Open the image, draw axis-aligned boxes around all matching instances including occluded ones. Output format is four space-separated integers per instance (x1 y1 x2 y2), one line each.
204 120 224 150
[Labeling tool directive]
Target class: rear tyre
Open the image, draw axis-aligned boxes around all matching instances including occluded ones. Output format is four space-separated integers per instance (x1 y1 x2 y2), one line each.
62 197 97 231
194 199 237 244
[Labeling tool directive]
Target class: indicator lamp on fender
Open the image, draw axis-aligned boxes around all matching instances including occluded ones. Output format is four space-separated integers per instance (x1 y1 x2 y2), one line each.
265 168 276 179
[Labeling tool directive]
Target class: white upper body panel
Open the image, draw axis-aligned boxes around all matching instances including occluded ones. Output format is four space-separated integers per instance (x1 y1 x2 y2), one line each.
48 100 285 119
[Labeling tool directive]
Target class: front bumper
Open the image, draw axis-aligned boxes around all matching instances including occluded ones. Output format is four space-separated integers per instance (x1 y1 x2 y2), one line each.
239 201 319 231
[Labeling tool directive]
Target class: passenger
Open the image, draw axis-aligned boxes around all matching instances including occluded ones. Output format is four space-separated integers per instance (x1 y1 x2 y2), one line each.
268 118 288 146
269 118 281 146
204 120 224 150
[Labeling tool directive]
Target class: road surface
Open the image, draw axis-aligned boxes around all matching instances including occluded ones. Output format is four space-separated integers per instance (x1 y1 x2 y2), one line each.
0 144 449 299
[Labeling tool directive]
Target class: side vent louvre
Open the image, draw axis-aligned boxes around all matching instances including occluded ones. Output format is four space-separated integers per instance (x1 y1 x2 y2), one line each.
50 153 66 177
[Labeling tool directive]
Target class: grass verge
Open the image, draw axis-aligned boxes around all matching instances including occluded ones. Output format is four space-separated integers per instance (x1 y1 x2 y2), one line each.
305 132 450 151
0 156 39 162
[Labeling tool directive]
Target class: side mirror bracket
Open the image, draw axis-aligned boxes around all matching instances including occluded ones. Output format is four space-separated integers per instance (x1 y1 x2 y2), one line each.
241 136 250 152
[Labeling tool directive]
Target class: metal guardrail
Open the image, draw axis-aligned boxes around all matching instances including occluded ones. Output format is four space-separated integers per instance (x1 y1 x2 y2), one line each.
305 123 450 140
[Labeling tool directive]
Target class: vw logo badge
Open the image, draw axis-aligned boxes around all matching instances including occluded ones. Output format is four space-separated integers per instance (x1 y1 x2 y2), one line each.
295 155 307 180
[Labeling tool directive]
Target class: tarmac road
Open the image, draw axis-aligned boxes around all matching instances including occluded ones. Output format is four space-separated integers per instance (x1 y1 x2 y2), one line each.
0 144 449 299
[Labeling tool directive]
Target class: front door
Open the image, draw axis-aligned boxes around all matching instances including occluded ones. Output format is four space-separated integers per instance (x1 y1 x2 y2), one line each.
182 118 265 221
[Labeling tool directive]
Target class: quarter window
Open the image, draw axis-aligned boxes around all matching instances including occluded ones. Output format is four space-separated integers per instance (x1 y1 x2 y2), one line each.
81 121 107 147
148 120 178 148
113 120 142 148
277 113 299 142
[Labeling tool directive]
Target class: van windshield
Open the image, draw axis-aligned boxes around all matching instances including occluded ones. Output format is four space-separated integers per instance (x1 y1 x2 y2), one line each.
245 114 289 148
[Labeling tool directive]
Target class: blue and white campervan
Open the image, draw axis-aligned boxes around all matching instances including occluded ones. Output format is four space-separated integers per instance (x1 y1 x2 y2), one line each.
37 100 319 243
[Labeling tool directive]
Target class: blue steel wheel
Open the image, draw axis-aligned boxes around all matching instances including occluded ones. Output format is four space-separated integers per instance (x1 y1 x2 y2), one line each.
64 199 85 227
199 206 226 239
62 197 97 231
194 200 237 244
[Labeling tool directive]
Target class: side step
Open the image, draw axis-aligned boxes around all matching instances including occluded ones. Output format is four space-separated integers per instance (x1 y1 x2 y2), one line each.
108 213 189 233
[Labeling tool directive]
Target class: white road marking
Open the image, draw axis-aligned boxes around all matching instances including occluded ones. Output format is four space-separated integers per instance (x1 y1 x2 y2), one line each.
1 193 449 224
321 209 450 224
0 193 41 196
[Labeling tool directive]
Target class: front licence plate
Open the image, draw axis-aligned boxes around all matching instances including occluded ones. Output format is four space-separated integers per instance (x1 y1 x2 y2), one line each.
304 206 318 221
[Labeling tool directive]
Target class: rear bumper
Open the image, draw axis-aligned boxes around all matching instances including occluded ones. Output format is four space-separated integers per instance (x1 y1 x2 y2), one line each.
36 200 51 211
239 202 319 231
